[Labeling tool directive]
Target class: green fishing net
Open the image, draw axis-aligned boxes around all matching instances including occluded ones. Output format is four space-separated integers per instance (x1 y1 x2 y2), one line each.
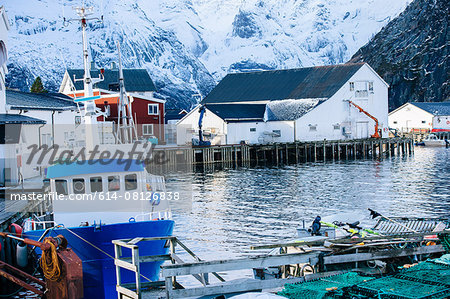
277 272 373 299
278 255 450 299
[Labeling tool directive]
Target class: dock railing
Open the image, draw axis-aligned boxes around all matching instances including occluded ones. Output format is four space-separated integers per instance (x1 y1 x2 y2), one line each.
113 232 447 299
113 236 226 299
161 251 321 298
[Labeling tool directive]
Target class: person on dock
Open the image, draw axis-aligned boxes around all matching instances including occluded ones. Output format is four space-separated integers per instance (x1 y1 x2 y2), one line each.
311 216 322 236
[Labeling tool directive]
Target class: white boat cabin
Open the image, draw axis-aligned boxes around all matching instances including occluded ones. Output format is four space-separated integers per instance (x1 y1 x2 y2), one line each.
44 159 171 227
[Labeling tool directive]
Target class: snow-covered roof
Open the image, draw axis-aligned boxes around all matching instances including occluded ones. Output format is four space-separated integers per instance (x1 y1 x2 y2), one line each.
0 114 45 124
265 98 325 121
410 102 450 116
6 90 78 111
66 69 157 92
202 63 365 104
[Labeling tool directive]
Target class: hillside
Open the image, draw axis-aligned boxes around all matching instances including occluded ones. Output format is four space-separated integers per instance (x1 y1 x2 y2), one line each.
350 0 449 110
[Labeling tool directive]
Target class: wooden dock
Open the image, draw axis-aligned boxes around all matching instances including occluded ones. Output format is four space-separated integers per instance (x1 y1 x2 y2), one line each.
112 231 446 299
0 191 51 231
149 137 414 170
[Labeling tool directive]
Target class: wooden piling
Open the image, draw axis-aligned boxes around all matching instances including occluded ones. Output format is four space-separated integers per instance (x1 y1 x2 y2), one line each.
314 143 317 162
332 143 335 161
304 144 308 162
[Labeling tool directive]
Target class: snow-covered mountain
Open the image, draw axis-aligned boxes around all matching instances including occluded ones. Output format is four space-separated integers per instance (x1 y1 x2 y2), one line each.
5 0 412 109
351 0 449 109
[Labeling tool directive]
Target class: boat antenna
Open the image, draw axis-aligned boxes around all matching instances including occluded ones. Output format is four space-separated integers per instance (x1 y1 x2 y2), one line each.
116 42 138 144
63 6 104 150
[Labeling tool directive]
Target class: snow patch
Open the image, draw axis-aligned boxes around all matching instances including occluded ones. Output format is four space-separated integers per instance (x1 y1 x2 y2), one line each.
265 98 324 121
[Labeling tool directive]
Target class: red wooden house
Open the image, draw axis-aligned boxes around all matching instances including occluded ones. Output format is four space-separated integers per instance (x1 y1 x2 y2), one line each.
59 67 166 143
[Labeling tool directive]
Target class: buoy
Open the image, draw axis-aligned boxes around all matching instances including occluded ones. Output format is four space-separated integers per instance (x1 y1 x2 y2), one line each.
16 242 28 268
9 223 23 237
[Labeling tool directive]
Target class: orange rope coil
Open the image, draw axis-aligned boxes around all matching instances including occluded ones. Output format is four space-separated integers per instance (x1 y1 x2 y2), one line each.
40 239 61 282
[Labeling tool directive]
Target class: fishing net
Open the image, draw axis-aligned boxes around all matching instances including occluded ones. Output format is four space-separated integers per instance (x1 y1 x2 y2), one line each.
350 276 450 298
277 272 373 299
278 255 450 299
348 256 450 299
432 254 450 266
438 233 450 254
398 257 450 286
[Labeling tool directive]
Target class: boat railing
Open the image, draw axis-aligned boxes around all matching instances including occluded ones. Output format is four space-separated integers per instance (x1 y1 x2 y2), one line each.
23 218 57 232
134 210 172 221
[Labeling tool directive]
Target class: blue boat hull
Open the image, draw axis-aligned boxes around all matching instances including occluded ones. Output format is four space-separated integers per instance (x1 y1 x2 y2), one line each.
24 220 174 299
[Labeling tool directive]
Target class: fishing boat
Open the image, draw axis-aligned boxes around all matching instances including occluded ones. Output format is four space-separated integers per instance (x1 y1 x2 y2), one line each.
24 159 173 298
423 133 447 147
23 6 175 298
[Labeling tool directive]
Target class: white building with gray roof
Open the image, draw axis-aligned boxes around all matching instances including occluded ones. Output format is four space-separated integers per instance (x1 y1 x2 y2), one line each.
389 102 450 134
177 63 389 145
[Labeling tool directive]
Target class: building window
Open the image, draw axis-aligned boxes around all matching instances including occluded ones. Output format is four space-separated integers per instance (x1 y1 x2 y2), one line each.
309 125 317 131
393 121 398 124
125 174 138 191
349 82 354 91
421 120 426 124
368 82 374 92
333 124 340 130
272 130 281 137
250 127 256 132
90 176 103 192
143 124 154 136
73 178 85 194
355 82 368 98
148 104 159 115
42 134 52 146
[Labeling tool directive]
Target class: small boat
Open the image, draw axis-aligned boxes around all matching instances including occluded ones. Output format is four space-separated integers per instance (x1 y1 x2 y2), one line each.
423 133 447 147
24 159 174 299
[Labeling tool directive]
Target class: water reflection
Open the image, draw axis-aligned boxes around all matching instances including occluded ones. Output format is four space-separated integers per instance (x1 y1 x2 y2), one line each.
166 147 449 260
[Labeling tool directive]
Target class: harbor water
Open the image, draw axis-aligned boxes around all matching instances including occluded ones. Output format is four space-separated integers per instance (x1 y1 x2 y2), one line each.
167 146 449 261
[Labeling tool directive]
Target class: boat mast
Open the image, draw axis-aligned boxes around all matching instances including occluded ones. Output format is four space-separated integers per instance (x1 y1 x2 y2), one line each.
116 42 138 144
66 6 104 151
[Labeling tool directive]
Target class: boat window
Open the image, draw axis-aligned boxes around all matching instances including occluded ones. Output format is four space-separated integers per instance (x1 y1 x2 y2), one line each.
73 178 85 194
55 180 68 195
108 175 120 191
90 176 103 192
125 174 138 191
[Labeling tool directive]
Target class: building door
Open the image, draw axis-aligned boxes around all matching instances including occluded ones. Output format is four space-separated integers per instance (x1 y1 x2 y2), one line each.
356 121 369 139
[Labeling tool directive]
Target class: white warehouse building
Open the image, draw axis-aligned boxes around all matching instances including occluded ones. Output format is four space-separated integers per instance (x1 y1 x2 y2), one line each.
177 63 389 145
389 102 450 134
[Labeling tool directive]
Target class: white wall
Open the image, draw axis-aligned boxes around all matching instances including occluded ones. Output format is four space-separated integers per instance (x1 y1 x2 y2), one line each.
433 115 450 131
7 109 81 147
295 64 389 141
227 121 294 144
176 106 226 145
388 103 433 132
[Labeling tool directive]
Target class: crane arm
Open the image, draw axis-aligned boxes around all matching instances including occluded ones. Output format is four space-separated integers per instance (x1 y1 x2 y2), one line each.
347 100 381 138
